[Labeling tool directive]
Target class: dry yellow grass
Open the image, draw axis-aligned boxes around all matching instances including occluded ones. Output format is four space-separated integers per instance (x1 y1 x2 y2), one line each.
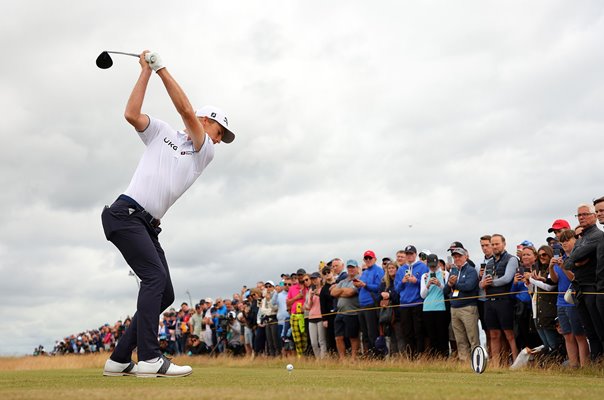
1 354 604 400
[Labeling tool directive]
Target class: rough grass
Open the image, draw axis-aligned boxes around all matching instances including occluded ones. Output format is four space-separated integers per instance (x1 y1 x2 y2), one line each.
1 354 603 400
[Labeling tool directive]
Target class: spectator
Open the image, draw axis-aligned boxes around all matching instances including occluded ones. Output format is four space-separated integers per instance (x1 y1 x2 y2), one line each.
330 260 361 361
395 250 405 268
189 303 205 339
480 234 519 366
275 277 291 356
381 257 391 271
511 247 540 350
286 268 308 357
355 250 385 357
563 203 604 360
187 335 210 356
379 261 402 355
244 290 260 357
548 219 572 242
477 235 493 352
259 281 279 356
394 245 429 358
332 258 347 283
226 311 245 356
550 229 590 367
420 254 449 358
443 248 479 361
201 299 214 349
594 197 604 336
528 245 564 355
306 272 327 359
320 266 338 354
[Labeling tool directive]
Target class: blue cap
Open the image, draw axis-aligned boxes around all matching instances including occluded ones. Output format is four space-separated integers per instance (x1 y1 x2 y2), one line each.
520 240 534 247
346 259 358 268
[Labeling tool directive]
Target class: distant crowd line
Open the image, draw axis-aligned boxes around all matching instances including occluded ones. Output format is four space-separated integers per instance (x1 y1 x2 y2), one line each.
48 200 604 369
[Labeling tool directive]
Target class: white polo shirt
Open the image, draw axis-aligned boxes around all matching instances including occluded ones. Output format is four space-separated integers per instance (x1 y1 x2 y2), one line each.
123 116 214 219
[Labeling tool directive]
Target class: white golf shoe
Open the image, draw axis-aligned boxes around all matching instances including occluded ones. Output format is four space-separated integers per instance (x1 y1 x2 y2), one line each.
136 355 192 378
103 359 137 377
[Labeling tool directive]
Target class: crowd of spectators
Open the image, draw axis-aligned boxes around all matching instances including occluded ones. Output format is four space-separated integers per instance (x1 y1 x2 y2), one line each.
49 199 604 369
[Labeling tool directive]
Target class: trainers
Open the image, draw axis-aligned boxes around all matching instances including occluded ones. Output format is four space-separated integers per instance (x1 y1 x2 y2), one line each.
103 359 137 377
136 355 192 378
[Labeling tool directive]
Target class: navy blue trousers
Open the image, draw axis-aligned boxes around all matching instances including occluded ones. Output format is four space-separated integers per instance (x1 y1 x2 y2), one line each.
101 198 174 362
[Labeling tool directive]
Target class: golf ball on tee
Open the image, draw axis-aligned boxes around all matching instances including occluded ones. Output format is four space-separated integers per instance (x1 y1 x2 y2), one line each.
286 364 294 371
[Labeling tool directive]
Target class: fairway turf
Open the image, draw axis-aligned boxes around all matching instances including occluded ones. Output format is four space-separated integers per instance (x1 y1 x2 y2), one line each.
1 355 603 400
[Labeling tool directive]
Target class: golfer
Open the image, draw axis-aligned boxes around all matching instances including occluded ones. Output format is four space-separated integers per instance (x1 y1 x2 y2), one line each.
101 50 234 378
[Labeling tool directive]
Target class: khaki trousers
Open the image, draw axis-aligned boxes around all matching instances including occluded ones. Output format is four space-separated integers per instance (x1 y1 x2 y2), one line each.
451 305 479 361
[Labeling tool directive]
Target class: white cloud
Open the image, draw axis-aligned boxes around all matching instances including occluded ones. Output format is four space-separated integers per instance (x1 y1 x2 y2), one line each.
1 0 603 355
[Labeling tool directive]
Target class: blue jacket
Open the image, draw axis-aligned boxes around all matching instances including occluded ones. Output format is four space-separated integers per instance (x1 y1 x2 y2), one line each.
359 264 385 307
394 261 429 307
443 263 479 308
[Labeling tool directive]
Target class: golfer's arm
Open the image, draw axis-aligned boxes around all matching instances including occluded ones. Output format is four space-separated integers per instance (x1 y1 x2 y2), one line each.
156 69 205 151
124 69 152 131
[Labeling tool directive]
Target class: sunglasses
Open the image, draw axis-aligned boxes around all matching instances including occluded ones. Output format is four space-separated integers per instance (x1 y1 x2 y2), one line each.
303 278 310 282
284 283 292 286
538 253 549 258
363 256 373 261
322 271 330 275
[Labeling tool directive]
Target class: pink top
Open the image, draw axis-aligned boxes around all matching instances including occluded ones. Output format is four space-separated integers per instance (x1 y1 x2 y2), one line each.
286 283 306 314
305 289 322 319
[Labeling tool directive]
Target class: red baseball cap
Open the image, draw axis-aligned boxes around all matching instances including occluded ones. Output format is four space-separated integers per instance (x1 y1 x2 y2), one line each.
548 219 570 233
363 250 376 259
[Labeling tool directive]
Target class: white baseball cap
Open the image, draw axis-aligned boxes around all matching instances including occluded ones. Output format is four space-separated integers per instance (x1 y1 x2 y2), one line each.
196 105 235 144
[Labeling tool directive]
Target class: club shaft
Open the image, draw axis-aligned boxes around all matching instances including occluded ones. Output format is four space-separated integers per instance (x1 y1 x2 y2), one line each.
106 51 139 58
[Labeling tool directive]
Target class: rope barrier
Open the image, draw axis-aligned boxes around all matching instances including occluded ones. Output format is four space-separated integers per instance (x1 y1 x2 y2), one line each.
258 288 603 325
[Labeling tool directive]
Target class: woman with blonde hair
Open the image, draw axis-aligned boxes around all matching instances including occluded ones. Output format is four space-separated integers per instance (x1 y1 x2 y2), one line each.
379 261 402 354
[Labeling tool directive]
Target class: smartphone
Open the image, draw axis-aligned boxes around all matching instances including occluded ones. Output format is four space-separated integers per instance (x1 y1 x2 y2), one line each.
405 269 411 277
480 263 486 270
450 267 459 277
553 248 560 257
516 266 524 275
310 284 316 290
485 264 494 277
429 272 436 279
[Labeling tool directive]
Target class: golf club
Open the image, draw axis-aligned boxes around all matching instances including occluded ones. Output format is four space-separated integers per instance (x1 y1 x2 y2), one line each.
96 51 140 69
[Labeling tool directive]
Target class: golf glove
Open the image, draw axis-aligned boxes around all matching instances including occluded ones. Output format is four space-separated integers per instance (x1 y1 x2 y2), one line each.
145 52 165 72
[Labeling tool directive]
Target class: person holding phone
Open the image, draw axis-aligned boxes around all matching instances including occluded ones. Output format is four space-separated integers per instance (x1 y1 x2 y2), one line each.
480 234 520 366
305 272 327 359
443 248 479 361
420 254 449 357
550 229 590 367
379 261 402 354
394 245 429 358
511 247 540 350
528 246 563 355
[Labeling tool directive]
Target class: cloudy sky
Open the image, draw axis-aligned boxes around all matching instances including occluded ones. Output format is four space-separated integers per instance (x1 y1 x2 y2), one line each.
1 1 603 355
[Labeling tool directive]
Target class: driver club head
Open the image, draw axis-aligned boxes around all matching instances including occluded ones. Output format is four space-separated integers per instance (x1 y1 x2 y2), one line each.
96 51 140 69
96 51 113 69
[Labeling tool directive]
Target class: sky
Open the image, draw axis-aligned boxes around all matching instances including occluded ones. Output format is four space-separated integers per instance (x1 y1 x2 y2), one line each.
1 1 603 355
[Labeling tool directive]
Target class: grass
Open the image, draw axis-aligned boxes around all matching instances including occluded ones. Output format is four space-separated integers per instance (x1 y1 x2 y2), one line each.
1 354 603 400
